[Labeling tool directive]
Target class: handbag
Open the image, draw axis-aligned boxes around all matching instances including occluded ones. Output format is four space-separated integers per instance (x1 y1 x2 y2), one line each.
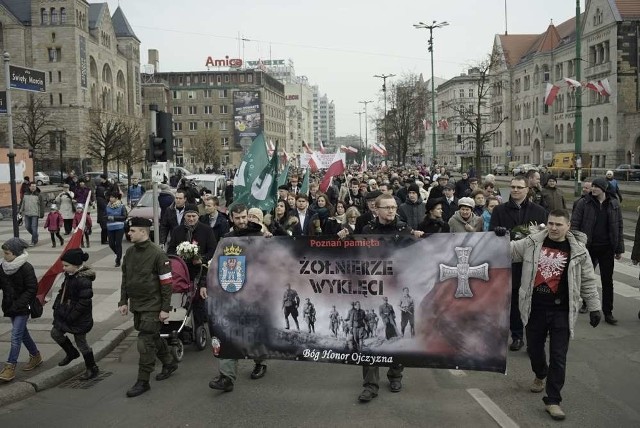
30 297 43 319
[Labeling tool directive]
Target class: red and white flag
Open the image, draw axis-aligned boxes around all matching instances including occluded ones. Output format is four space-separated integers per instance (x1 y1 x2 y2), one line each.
585 81 603 94
544 83 560 106
340 145 358 153
282 149 290 163
379 143 388 155
36 191 92 304
318 138 326 154
437 119 449 130
598 78 611 96
302 140 313 154
360 156 368 172
563 77 581 88
372 143 387 156
319 151 345 193
308 152 322 172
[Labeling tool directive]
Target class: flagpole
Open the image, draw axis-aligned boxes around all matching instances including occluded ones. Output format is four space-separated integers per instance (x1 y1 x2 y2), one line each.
574 0 582 197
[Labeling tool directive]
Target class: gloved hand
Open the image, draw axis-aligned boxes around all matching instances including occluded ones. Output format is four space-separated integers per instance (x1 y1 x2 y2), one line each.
494 226 508 237
589 310 601 328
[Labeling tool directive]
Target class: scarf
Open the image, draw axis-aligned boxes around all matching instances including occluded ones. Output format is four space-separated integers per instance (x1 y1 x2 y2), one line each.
108 200 123 209
185 222 198 242
1 252 29 275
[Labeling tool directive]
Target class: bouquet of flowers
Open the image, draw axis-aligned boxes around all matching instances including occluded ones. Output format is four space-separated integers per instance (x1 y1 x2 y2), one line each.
176 241 200 261
511 222 546 241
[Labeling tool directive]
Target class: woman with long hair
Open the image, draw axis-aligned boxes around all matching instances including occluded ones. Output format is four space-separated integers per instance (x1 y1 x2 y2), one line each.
309 194 340 236
265 199 298 236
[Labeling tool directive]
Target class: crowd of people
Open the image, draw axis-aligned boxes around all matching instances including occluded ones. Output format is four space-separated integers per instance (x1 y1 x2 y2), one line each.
3 162 637 421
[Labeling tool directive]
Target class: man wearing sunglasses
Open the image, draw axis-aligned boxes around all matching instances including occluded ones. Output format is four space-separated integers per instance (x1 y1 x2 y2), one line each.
490 175 547 352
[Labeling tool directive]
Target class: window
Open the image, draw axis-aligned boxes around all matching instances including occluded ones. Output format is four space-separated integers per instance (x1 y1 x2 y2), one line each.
60 8 66 24
189 122 198 131
468 89 474 98
216 75 221 83
178 76 183 85
204 121 214 129
542 65 550 82
595 118 601 141
588 119 594 141
173 138 183 148
603 117 609 141
187 91 196 99
459 89 465 98
188 106 197 115
524 76 530 91
534 65 540 84
48 71 52 83
173 106 182 115
240 74 245 83
219 105 228 114
204 105 213 114
51 8 58 24
58 71 62 82
172 90 181 99
41 8 49 25
220 121 227 131
219 89 227 98
203 89 212 98
174 122 183 131
48 48 61 62
224 74 230 83
221 137 229 148
247 74 253 83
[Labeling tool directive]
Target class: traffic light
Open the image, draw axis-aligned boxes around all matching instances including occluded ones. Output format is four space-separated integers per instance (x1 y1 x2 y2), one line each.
156 111 174 161
148 135 168 162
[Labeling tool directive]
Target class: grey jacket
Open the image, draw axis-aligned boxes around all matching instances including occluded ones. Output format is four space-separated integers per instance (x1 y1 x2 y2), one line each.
19 190 45 217
448 211 483 233
510 229 601 338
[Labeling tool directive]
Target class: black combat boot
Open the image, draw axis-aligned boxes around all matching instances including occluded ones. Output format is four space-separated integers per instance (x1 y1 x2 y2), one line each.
209 376 234 392
155 362 178 381
126 380 150 397
79 352 99 380
58 337 81 366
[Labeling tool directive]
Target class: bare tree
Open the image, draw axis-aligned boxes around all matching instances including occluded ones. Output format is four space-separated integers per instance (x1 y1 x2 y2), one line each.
450 51 507 174
13 94 57 169
116 119 146 185
189 128 221 171
386 74 427 165
85 113 125 174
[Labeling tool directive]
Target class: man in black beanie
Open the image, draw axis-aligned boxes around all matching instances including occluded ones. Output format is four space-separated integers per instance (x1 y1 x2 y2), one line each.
570 177 624 324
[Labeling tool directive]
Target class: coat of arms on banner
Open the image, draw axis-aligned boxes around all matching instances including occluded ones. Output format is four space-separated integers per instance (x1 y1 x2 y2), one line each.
218 244 246 292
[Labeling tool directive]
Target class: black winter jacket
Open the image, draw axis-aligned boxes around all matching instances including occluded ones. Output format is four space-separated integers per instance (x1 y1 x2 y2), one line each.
398 198 426 230
1 262 37 318
417 217 450 234
53 266 95 334
488 197 548 239
570 194 624 254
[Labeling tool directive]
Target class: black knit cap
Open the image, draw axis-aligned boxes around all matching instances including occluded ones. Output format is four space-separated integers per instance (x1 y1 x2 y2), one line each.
128 217 152 228
61 248 89 266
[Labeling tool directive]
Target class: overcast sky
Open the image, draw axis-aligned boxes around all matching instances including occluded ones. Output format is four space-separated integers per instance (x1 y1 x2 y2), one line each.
107 0 579 138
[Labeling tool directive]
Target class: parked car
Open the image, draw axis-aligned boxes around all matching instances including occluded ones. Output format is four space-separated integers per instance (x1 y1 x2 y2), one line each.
85 171 128 185
613 164 640 181
492 164 508 176
34 171 50 186
512 163 538 176
43 170 68 185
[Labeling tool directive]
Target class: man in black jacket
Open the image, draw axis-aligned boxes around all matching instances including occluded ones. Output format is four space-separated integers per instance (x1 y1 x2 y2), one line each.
489 175 547 351
95 175 109 245
354 190 381 234
206 204 269 392
199 196 230 242
570 177 624 324
159 189 187 247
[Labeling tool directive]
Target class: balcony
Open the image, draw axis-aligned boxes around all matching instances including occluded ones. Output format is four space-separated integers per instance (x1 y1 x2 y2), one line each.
584 61 611 77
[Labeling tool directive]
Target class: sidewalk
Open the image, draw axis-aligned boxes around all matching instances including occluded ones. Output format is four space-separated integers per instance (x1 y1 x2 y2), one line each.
0 215 134 406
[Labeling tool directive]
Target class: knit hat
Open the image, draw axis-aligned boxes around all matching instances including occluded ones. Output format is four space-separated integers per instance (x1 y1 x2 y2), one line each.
408 183 420 194
458 197 475 209
247 208 264 224
591 177 609 192
61 248 89 266
547 175 557 182
184 204 199 214
128 217 152 228
50 204 58 210
2 237 30 256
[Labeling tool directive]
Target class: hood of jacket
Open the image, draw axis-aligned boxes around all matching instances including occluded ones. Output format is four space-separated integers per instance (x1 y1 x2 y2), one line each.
70 265 96 281
526 228 588 248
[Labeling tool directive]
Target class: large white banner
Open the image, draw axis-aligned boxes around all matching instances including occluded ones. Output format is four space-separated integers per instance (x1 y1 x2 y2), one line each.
299 152 346 169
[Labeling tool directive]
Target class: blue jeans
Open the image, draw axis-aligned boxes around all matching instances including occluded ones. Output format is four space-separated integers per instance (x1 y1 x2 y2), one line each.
24 215 40 244
8 315 39 364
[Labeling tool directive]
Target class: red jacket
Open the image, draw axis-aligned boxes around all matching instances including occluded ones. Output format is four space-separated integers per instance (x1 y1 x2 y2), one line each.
44 211 63 232
72 211 93 230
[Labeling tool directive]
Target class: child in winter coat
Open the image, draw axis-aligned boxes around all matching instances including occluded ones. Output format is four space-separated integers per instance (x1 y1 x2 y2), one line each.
72 204 93 248
52 248 98 380
44 204 64 248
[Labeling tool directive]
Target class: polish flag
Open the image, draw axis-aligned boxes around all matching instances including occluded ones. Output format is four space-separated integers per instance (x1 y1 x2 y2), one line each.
308 152 322 172
563 77 581 88
379 143 388 155
544 83 560 106
437 119 449 130
283 149 290 163
360 156 368 173
340 145 358 153
585 81 603 94
36 191 92 303
302 140 313 154
318 138 326 154
319 151 345 193
598 78 612 96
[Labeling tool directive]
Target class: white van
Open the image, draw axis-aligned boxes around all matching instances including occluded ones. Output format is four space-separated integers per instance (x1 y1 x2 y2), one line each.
185 174 227 200
169 166 192 177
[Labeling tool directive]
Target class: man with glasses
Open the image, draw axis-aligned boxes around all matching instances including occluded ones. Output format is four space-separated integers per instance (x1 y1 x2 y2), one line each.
357 194 413 403
490 175 547 352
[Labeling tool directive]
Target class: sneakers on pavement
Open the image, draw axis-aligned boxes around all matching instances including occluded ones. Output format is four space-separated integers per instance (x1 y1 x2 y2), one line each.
545 404 566 420
530 377 545 393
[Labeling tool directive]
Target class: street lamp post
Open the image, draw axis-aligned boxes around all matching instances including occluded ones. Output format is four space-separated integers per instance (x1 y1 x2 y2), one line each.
373 73 396 158
354 111 364 161
574 0 583 196
414 20 449 165
359 100 372 162
51 128 66 186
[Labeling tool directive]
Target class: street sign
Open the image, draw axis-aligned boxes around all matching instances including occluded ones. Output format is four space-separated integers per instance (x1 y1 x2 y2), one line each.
0 91 6 114
151 162 168 183
9 65 46 93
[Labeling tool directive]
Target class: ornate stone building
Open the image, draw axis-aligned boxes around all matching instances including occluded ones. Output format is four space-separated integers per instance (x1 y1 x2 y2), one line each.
490 0 640 169
0 0 142 173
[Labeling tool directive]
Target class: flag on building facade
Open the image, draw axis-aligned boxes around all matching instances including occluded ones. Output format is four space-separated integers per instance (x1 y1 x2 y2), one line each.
585 81 603 94
544 83 560 106
598 78 612 96
319 151 345 193
563 77 581 87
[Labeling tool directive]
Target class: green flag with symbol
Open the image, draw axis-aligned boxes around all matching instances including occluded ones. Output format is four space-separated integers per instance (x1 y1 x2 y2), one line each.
233 139 279 211
233 133 269 202
299 168 310 196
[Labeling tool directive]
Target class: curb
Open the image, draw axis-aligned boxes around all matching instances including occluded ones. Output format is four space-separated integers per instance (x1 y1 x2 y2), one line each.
0 319 134 407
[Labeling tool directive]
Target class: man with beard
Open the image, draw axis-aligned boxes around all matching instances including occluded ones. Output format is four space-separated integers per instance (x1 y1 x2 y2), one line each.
206 204 269 392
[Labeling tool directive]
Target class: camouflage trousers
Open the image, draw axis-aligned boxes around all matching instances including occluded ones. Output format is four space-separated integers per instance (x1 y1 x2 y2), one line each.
134 311 173 382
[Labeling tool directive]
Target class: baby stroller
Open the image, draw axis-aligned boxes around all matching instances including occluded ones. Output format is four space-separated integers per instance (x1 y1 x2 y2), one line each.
160 255 209 362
